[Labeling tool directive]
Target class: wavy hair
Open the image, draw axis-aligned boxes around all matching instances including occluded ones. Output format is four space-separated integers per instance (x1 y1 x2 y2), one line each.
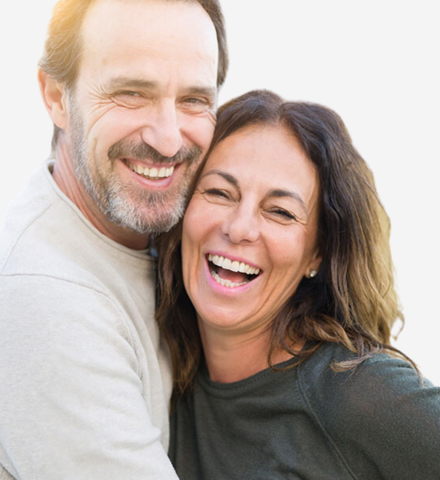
156 90 410 397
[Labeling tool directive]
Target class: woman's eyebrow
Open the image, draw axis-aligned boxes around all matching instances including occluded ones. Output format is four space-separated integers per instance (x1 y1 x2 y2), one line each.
199 170 239 188
267 189 308 217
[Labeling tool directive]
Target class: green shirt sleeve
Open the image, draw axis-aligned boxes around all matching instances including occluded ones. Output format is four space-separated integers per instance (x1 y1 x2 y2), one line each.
299 345 440 479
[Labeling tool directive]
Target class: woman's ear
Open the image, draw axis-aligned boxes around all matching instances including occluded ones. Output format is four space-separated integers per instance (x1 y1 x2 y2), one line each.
38 69 68 130
305 251 322 279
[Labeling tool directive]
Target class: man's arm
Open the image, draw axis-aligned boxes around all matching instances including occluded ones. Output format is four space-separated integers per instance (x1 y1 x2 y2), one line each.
0 274 178 479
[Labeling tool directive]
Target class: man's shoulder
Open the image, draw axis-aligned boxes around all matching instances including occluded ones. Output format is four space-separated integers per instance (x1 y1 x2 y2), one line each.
0 163 140 287
0 162 76 277
0 163 158 356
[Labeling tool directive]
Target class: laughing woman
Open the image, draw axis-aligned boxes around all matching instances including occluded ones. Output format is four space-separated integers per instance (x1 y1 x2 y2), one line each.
157 90 440 480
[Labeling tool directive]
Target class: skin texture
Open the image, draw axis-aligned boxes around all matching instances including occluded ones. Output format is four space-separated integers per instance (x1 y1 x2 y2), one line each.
182 125 322 382
39 0 219 249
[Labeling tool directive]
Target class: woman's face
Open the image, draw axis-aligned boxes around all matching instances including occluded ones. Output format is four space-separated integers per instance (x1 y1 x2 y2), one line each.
182 125 321 338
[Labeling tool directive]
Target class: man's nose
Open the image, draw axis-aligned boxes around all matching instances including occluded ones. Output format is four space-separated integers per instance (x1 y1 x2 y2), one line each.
140 100 183 158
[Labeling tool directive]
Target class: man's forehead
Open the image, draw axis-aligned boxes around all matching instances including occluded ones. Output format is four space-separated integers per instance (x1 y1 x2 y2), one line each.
81 0 217 48
78 0 218 75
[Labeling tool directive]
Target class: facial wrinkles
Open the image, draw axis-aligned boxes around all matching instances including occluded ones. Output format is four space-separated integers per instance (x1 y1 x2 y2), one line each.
206 188 315 309
206 108 217 128
81 31 217 106
81 77 217 144
88 92 117 117
66 85 114 140
108 140 201 165
181 127 323 362
205 249 310 338
68 93 202 235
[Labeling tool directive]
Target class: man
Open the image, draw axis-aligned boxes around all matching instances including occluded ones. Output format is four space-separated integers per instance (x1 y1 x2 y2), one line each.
0 0 227 478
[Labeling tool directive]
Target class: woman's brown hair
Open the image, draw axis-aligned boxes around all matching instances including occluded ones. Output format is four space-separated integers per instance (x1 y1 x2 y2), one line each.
156 90 410 398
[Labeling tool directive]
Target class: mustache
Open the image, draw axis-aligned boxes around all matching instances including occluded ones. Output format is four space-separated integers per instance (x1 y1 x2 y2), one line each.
108 140 202 165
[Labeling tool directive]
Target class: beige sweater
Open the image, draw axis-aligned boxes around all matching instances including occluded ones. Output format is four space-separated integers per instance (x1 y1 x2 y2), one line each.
0 162 177 479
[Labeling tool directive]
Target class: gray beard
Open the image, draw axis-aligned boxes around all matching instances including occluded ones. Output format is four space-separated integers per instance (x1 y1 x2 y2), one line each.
67 98 201 235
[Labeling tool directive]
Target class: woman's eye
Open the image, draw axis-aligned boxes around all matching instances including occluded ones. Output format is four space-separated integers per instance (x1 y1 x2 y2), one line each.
270 208 297 221
203 188 229 199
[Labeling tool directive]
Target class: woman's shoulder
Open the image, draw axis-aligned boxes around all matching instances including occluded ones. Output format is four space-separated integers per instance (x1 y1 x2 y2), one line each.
300 341 429 387
297 342 440 478
299 341 440 419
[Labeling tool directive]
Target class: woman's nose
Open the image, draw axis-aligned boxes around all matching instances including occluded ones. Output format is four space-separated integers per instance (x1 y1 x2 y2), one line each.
220 204 260 244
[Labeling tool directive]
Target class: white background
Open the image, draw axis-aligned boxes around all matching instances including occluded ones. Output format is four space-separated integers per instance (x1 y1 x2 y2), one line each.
1 1 439 384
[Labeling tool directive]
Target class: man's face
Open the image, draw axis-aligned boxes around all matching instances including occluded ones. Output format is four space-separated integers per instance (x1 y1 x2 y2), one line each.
66 0 218 235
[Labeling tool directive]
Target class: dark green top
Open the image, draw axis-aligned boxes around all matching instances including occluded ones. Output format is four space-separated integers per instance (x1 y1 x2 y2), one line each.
170 342 440 480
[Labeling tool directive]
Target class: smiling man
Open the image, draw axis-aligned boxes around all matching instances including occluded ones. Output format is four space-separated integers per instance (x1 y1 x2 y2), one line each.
0 0 227 478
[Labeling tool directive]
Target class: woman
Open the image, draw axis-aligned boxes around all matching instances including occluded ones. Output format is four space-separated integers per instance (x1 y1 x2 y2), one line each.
157 90 440 479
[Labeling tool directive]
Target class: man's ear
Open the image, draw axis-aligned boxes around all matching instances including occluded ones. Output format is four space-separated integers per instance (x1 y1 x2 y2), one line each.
38 69 68 130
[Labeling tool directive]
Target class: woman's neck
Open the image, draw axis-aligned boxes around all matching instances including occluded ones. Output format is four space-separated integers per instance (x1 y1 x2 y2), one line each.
199 325 302 384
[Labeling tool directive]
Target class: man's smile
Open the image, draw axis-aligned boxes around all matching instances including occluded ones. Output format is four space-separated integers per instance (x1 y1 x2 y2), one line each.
124 159 175 180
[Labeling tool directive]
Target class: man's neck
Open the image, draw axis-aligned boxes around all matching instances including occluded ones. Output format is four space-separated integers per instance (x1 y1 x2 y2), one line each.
52 138 150 251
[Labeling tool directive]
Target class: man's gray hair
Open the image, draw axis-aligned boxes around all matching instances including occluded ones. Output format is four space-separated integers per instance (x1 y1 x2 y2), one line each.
39 0 229 151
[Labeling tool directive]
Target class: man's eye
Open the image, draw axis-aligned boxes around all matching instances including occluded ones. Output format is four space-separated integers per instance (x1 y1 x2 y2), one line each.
185 97 206 104
119 91 142 97
182 97 210 112
111 91 146 107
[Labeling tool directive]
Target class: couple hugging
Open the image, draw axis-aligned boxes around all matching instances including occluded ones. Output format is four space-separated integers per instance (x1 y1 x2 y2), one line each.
1 1 439 479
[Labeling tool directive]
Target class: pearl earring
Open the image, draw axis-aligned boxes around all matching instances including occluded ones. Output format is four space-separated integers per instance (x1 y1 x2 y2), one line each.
309 269 317 278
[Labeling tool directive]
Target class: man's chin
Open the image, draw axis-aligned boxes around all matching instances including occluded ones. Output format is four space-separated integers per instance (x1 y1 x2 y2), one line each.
106 199 185 236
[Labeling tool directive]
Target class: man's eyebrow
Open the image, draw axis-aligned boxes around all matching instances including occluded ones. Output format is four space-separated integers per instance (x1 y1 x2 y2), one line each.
105 78 217 99
267 189 308 216
200 170 239 187
106 77 159 90
181 86 217 99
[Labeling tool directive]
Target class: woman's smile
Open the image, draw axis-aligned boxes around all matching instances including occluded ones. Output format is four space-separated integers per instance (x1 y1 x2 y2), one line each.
181 124 321 336
160 92 439 480
206 253 262 288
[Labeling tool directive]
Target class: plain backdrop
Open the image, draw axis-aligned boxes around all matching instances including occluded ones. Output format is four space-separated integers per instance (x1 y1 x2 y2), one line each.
1 1 439 385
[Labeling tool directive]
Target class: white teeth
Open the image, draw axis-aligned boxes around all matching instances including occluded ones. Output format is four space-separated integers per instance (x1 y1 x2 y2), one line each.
210 270 248 288
230 261 239 272
126 161 175 179
208 254 260 276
